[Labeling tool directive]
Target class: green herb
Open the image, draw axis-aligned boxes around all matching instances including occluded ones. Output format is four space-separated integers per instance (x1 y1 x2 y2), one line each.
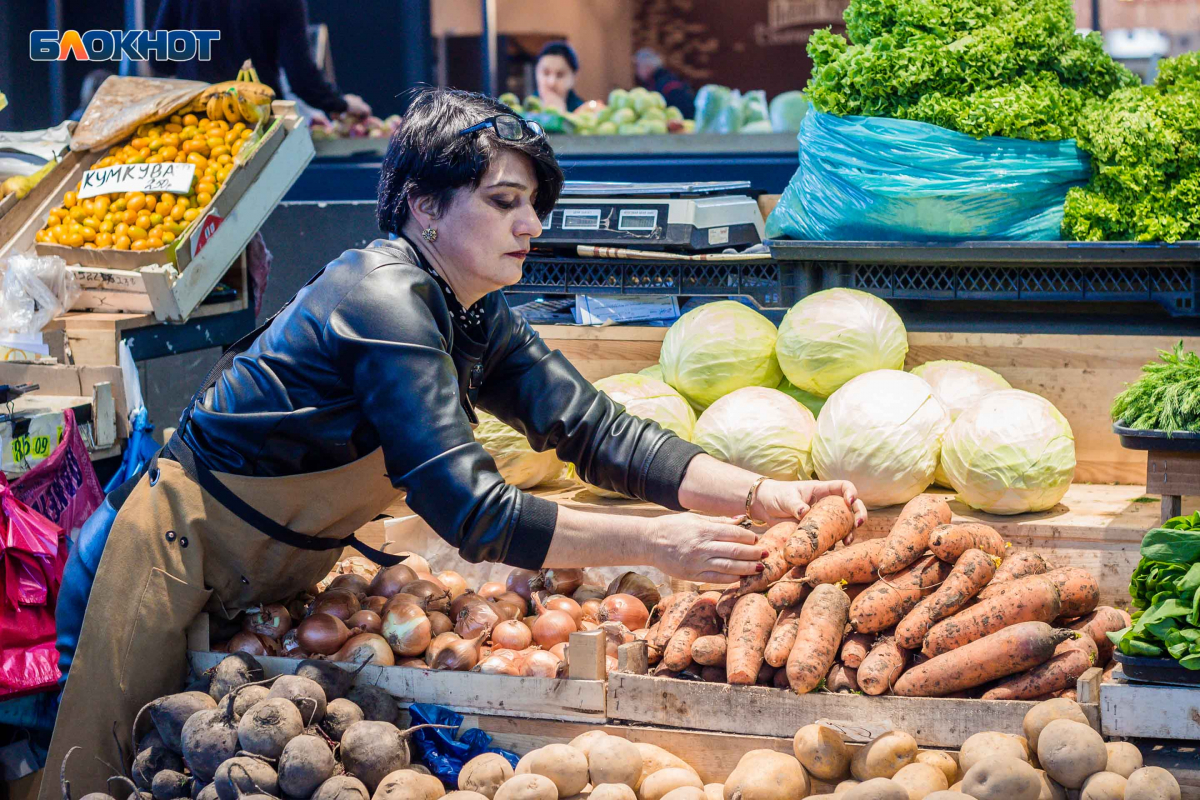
1111 342 1200 433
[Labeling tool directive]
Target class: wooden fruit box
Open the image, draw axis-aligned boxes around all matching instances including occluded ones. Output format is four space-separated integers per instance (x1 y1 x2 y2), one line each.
1100 666 1200 741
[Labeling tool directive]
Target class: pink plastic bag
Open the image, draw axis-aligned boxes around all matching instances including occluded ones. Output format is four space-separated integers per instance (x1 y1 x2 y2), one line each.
10 409 105 541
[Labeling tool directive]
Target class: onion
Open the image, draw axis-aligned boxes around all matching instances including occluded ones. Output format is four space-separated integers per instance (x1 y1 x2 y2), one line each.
296 613 350 656
491 620 533 651
456 602 499 640
310 590 362 621
599 594 650 630
281 629 302 657
397 658 428 668
334 633 395 666
399 553 431 575
523 615 540 628
427 611 454 636
580 620 599 631
431 635 483 671
599 621 635 658
490 600 523 621
534 593 584 627
606 572 661 610
243 603 292 639
505 568 538 603
347 610 382 634
479 645 492 659
573 584 607 604
415 572 447 592
475 656 519 676
381 599 431 657
549 642 569 662
531 568 584 597
521 650 563 678
228 631 272 657
285 594 312 624
367 564 419 598
492 648 522 664
389 592 422 608
436 570 469 599
580 599 602 622
479 582 507 601
605 655 618 673
401 580 451 615
496 592 529 614
328 573 371 597
451 592 488 620
426 632 462 666
532 610 577 649
633 628 649 640
364 596 389 615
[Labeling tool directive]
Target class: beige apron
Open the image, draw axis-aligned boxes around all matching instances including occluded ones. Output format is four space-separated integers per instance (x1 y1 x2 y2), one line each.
39 447 403 800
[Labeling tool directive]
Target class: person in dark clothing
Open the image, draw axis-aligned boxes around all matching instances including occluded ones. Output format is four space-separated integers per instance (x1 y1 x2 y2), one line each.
634 48 695 119
534 41 585 112
152 0 370 118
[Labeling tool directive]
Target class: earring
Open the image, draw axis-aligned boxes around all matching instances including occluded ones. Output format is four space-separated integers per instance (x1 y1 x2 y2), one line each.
421 227 438 243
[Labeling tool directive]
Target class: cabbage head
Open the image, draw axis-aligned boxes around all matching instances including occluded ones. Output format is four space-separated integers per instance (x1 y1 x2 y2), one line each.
776 289 908 398
474 411 564 489
660 301 782 410
770 91 809 132
693 387 816 480
940 389 1075 515
911 360 1011 487
638 364 665 382
776 377 826 418
812 370 950 509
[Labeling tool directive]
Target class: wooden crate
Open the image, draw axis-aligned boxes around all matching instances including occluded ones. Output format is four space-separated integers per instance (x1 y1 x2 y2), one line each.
42 305 244 368
0 362 129 439
69 248 248 317
1100 667 1200 741
532 326 1200 487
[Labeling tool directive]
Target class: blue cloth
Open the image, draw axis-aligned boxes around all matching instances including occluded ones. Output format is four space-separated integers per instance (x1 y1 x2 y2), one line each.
765 107 1093 242
407 703 520 786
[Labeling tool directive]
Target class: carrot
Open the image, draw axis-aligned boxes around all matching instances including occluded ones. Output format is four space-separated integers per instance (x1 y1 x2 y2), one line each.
826 662 859 693
701 665 727 683
894 548 997 650
928 523 1005 562
845 584 871 603
849 555 953 634
663 592 721 671
784 496 856 566
737 521 800 595
878 495 952 574
691 634 727 666
726 593 777 685
803 539 886 585
645 621 662 665
981 567 1100 619
894 621 1076 697
767 566 809 610
716 587 739 620
786 584 850 694
1068 606 1127 664
858 637 909 696
651 592 698 650
757 662 777 686
649 591 684 626
840 631 874 668
921 575 1062 657
764 604 804 668
976 551 1049 599
982 633 1096 700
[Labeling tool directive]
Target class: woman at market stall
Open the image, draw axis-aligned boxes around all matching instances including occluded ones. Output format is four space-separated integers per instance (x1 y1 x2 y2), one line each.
533 42 586 112
43 87 866 798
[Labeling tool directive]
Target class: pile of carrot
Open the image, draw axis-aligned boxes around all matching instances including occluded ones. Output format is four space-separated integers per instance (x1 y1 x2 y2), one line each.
647 494 1129 700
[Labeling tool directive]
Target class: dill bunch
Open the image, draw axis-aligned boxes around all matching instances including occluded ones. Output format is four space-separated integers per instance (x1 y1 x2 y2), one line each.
1111 342 1200 433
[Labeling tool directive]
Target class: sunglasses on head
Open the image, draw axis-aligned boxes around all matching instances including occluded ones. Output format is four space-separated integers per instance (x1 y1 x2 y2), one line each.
458 113 546 141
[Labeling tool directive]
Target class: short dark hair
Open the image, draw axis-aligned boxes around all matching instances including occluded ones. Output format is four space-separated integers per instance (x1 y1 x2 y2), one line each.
537 41 579 73
377 88 564 235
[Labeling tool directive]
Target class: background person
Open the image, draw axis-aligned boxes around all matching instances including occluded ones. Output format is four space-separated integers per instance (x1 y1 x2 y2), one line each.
634 47 696 119
534 41 585 112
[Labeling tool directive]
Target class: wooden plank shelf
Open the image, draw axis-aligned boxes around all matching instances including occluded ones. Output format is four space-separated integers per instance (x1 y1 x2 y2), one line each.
1100 667 1200 741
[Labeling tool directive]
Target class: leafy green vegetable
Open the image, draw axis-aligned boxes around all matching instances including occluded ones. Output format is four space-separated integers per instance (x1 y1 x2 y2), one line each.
805 0 1137 141
1111 342 1200 433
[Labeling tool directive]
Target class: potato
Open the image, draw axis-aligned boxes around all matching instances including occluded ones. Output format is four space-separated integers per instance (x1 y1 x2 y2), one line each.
1034 770 1066 800
836 781 860 793
374 770 444 800
642 770 704 800
948 783 962 793
445 794 490 800
495 775 559 800
515 753 534 776
1104 743 1142 779
961 757 1041 800
843 778 909 800
1023 700 1090 754
460 753 515 799
960 733 1029 775
1080 772 1126 800
1125 767 1181 800
852 732 918 781
1015 737 1040 770
723 750 809 800
526 744 590 798
635 744 698 793
592 786 638 800
570 732 611 759
588 736 642 790
893 762 949 800
703 786 723 800
1036 720 1107 789
915 752 959 786
660 790 706 800
925 794 973 800
793 724 851 782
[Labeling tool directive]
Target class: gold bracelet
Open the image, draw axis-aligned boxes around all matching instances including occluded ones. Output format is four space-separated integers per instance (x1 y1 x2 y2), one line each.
745 476 769 526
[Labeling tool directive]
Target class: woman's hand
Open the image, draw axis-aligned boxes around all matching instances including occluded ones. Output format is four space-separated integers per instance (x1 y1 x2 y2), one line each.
644 513 766 584
752 479 868 532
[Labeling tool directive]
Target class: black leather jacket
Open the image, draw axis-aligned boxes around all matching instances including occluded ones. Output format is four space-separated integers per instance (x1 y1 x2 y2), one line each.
180 237 704 569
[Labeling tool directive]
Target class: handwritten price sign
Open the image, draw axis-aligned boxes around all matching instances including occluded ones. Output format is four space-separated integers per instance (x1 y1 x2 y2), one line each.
78 162 196 199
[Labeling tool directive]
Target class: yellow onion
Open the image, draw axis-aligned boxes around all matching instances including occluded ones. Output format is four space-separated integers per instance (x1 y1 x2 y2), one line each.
531 568 584 597
572 584 608 604
475 656 520 676
399 553 431 575
229 631 277 657
599 621 635 658
328 573 371 597
243 603 292 639
347 610 382 635
451 592 487 620
397 657 428 668
606 572 661 610
490 600 524 621
599 594 650 630
296 613 351 656
381 599 431 657
364 596 389 615
401 580 451 615
367 564 418 598
580 599 602 623
431 635 483 671
426 632 462 666
533 593 583 627
532 610 577 649
310 590 361 621
455 602 499 640
479 582 507 601
549 642 569 662
491 620 533 651
334 633 394 666
521 650 563 678
427 611 454 637
436 570 470 600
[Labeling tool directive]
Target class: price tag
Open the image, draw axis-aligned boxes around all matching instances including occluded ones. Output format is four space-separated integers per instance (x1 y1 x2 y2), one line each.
10 434 51 463
78 162 196 199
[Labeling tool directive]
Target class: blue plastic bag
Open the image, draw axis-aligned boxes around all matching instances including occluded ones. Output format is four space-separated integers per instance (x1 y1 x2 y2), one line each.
103 406 157 493
765 108 1092 241
407 703 520 787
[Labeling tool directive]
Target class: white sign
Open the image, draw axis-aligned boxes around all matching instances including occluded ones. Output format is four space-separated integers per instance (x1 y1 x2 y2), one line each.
573 294 679 325
78 162 196 199
562 208 602 230
617 209 659 232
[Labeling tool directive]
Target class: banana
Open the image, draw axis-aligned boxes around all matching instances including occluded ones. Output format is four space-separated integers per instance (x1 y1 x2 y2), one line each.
221 90 242 124
237 92 269 125
206 95 223 122
195 59 275 109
